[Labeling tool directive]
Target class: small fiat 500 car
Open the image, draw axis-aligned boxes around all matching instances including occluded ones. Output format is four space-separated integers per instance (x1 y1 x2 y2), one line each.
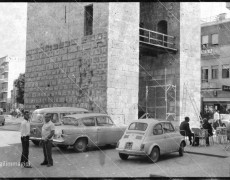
116 119 186 163
30 107 88 146
53 113 127 151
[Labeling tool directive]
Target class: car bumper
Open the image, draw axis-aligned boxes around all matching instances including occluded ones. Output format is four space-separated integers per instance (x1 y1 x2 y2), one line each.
116 148 147 156
53 139 65 145
29 137 42 141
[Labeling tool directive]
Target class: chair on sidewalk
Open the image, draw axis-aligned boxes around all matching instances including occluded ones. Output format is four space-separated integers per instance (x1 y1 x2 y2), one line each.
191 128 201 146
216 127 228 144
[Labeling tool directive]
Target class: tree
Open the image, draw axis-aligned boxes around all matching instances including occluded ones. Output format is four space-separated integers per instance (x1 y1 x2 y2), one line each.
13 73 25 104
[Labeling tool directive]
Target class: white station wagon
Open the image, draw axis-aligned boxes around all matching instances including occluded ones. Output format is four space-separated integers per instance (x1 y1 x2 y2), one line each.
116 119 186 163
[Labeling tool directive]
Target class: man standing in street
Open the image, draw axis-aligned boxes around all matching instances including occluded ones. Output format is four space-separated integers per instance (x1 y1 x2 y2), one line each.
20 111 32 168
40 113 55 167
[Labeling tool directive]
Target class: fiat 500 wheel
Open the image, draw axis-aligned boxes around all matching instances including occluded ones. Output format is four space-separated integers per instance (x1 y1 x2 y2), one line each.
119 153 129 160
148 147 160 163
179 142 185 156
73 138 87 152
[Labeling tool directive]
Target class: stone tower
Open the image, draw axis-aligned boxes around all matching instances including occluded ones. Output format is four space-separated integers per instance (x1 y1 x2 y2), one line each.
25 2 200 126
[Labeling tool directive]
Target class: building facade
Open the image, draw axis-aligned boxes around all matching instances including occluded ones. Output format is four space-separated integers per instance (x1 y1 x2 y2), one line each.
25 3 201 126
0 56 25 112
201 12 230 115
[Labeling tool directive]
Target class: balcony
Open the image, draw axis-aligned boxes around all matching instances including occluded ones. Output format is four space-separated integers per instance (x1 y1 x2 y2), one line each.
0 88 7 93
0 56 9 66
1 67 9 75
201 81 221 89
1 78 8 83
0 98 7 102
139 27 177 56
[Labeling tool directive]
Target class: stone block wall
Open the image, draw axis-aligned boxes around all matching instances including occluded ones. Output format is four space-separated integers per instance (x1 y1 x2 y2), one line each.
179 3 201 127
107 3 139 124
25 3 109 113
25 3 140 125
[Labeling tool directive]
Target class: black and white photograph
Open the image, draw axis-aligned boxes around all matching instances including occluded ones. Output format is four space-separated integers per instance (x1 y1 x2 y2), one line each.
0 2 230 178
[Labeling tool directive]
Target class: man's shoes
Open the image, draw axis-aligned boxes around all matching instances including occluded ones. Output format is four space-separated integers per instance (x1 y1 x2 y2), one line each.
40 162 48 165
47 164 53 167
206 144 210 146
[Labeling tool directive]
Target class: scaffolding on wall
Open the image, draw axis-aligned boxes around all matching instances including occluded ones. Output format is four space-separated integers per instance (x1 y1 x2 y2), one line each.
141 84 176 121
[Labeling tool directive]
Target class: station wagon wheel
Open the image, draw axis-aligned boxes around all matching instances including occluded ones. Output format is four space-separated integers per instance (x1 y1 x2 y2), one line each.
119 153 129 160
58 145 69 150
74 138 87 152
148 147 160 163
179 142 185 156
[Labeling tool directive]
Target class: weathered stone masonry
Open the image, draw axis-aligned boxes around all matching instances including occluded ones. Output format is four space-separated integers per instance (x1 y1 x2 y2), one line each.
25 3 139 125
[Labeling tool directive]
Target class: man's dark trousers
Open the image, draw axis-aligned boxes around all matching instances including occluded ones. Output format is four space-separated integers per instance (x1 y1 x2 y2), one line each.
42 140 53 165
20 136 29 165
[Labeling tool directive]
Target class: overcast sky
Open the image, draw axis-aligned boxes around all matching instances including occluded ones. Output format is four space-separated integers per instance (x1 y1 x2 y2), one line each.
0 2 229 59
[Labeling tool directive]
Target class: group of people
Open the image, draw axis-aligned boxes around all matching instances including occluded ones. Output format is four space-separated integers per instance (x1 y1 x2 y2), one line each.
20 111 55 168
180 111 230 146
179 116 213 146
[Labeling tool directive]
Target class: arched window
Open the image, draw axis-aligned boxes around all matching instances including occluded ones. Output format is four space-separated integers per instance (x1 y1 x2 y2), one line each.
157 20 167 46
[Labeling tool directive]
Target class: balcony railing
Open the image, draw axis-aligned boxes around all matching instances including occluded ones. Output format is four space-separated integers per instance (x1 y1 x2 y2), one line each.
0 98 7 102
1 67 9 74
1 78 8 83
0 88 7 93
139 27 177 51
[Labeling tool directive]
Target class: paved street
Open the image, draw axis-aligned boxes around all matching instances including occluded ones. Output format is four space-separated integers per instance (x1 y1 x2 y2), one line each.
0 121 230 178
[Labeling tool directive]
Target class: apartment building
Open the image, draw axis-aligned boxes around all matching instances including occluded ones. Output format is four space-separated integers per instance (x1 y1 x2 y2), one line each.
0 56 25 112
201 12 230 114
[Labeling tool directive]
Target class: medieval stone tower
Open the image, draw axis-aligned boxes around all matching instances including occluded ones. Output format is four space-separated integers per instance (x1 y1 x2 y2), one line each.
25 3 200 126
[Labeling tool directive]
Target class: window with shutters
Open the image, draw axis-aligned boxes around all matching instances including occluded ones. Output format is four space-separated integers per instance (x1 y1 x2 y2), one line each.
222 64 229 78
211 34 218 45
201 67 208 82
211 66 218 79
202 35 209 45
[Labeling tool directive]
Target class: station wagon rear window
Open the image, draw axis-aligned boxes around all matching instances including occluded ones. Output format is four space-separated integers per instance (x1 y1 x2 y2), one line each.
31 113 44 123
128 122 148 131
62 117 78 126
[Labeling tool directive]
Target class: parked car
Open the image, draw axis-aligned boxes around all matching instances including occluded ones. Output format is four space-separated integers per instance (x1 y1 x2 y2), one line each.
30 107 89 145
0 115 5 126
53 113 127 151
220 114 230 127
116 119 186 163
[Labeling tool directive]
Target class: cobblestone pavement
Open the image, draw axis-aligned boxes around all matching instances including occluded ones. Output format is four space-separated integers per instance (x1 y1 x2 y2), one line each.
0 131 230 178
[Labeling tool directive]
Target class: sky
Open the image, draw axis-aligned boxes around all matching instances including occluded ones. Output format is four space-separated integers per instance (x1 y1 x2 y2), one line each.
0 2 229 59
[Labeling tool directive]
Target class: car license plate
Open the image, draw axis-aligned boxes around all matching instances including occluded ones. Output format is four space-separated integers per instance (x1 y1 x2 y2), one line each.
125 142 133 149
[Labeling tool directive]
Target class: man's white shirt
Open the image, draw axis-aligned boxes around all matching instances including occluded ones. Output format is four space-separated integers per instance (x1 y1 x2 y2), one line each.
20 120 30 137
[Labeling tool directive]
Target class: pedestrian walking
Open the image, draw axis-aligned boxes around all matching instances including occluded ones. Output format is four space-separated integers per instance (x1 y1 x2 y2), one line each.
179 116 195 145
20 111 32 168
40 113 55 167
